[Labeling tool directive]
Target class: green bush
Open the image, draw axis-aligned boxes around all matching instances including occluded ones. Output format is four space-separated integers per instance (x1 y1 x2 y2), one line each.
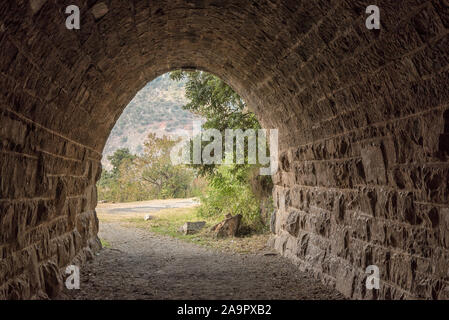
197 165 268 233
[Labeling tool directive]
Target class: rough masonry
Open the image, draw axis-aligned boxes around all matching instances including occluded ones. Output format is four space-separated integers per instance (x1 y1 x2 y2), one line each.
0 0 448 299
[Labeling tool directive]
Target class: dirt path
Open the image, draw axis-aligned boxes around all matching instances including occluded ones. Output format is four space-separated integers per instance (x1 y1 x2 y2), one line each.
97 198 199 214
60 222 344 300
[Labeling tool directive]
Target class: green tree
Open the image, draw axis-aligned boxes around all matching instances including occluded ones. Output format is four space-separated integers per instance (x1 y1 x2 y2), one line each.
170 70 259 131
136 133 194 199
170 70 273 231
97 140 198 202
108 148 135 177
170 70 261 176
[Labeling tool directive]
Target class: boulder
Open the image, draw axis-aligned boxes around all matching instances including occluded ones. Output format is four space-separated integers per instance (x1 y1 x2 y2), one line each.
178 221 206 235
211 214 242 238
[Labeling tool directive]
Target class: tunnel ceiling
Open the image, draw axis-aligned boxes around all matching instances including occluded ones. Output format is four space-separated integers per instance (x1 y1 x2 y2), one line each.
1 0 449 300
3 0 329 152
4 0 440 153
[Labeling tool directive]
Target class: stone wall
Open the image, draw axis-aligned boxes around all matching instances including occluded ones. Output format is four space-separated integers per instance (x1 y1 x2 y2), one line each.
267 0 449 299
0 106 102 299
0 0 448 299
270 107 449 299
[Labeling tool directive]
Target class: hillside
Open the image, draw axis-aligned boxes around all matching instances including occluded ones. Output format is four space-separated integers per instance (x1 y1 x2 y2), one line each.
102 74 201 168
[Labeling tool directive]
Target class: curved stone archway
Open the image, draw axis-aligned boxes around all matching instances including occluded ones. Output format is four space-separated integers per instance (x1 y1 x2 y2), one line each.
1 0 448 299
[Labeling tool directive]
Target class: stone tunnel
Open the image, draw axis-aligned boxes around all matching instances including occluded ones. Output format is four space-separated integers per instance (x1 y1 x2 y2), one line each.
0 0 448 300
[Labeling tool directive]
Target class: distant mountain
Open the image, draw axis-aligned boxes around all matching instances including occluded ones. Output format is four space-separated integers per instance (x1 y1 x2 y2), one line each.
102 74 201 169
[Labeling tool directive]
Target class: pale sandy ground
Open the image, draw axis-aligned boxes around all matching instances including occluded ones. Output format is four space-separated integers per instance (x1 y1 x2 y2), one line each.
97 197 199 211
96 198 199 221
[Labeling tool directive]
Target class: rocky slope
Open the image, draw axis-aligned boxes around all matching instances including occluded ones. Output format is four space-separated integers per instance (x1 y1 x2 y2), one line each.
102 74 201 168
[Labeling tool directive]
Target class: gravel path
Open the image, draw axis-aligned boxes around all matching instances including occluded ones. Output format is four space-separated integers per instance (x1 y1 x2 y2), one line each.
60 222 344 300
97 198 199 214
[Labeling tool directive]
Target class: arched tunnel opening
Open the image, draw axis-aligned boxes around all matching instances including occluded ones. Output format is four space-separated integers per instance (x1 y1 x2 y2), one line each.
0 0 449 300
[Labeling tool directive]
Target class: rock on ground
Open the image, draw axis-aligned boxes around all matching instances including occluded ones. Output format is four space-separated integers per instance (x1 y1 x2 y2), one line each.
178 221 206 235
211 214 242 238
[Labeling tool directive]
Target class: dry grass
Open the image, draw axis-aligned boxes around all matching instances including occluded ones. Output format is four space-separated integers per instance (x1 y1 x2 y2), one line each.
97 206 270 254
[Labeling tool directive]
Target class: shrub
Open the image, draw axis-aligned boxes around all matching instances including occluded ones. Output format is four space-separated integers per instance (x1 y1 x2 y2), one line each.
197 165 269 233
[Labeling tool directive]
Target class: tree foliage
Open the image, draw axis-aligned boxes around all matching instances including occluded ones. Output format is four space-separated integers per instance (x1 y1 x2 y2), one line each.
136 133 193 198
170 70 262 176
170 70 273 231
98 134 202 202
169 70 259 131
108 148 135 177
